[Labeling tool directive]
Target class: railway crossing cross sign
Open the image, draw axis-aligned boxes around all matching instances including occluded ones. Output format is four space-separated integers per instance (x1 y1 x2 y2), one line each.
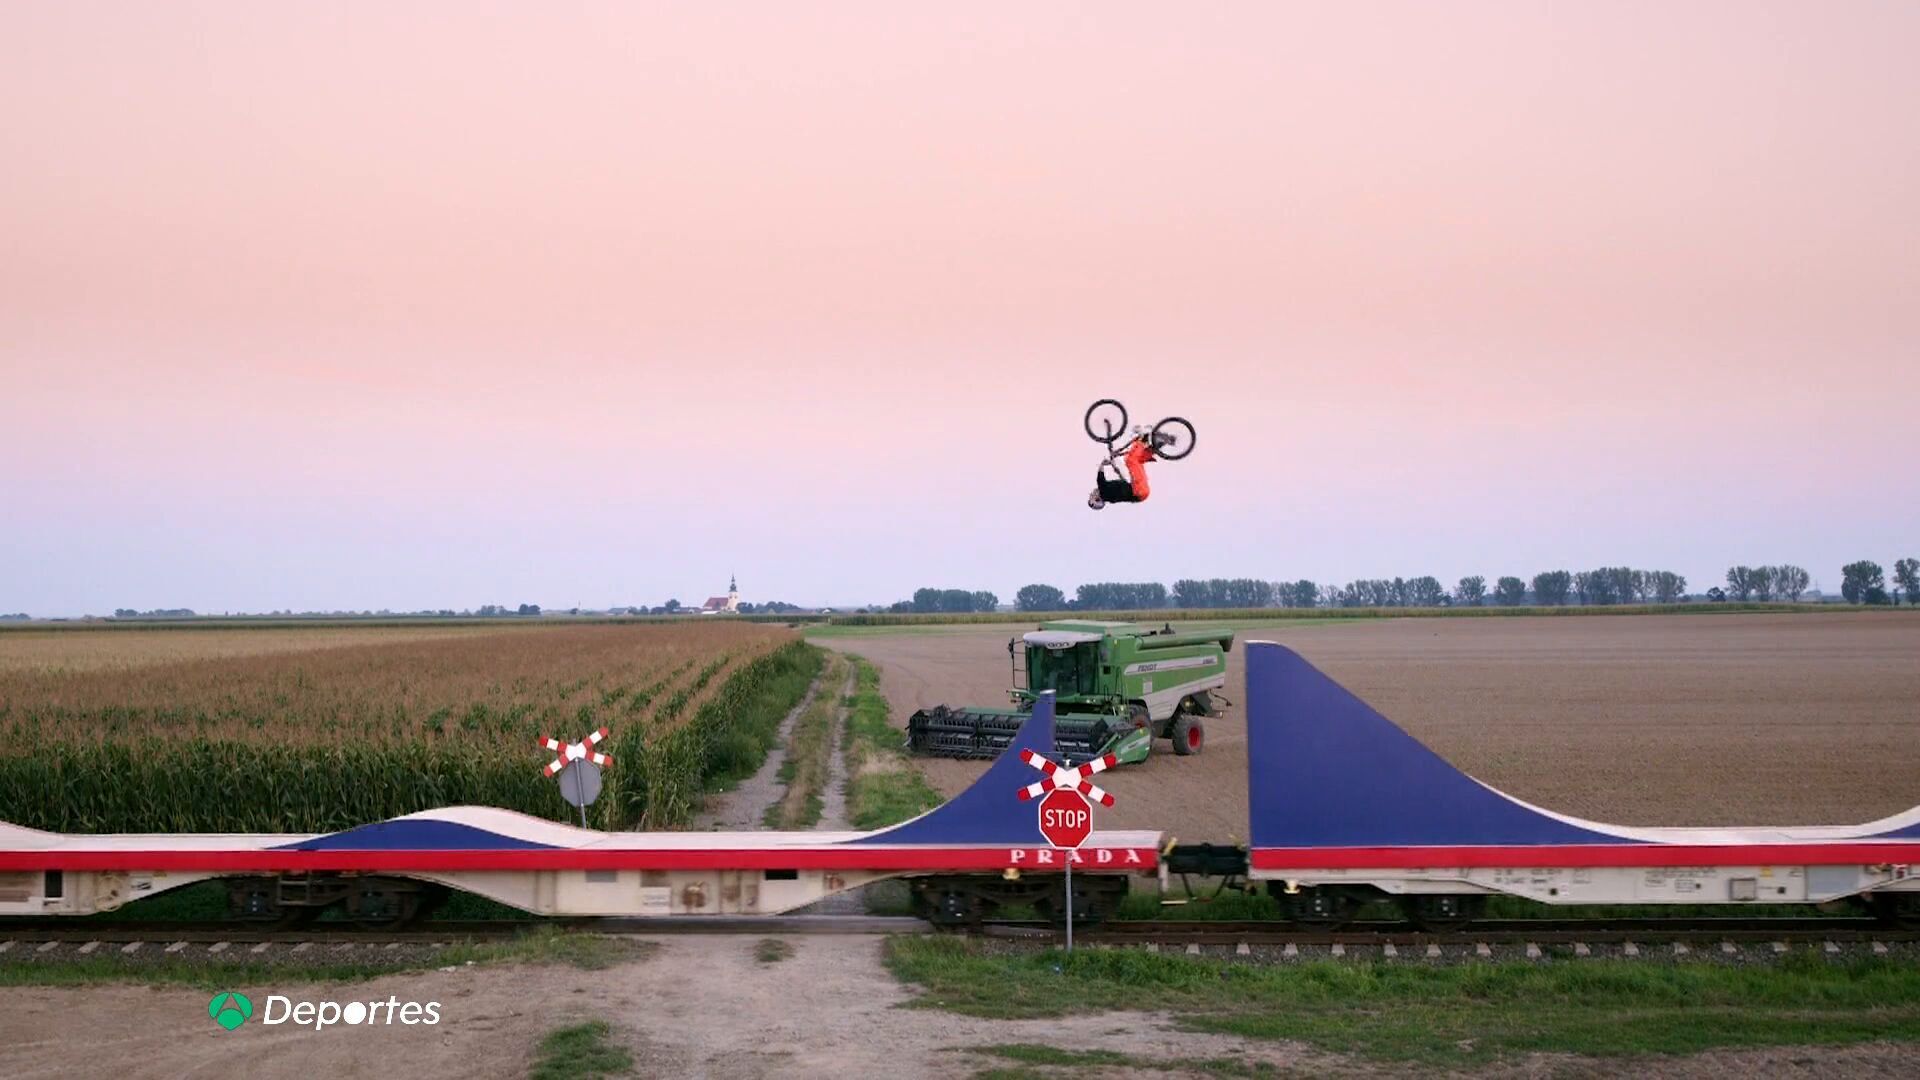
1015 747 1119 951
1016 747 1118 811
540 728 613 817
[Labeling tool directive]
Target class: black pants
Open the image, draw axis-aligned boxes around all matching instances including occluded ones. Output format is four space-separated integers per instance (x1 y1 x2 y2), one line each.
1096 474 1141 504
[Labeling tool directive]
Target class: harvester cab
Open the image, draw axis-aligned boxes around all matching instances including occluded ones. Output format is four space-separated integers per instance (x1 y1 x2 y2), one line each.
906 621 1233 764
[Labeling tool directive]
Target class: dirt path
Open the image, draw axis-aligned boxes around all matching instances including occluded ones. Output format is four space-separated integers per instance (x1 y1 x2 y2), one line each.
797 664 866 914
694 671 825 831
824 613 1920 840
5 938 1914 1079
817 666 855 831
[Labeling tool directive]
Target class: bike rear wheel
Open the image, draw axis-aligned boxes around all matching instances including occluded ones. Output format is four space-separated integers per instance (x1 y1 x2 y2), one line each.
1084 399 1128 445
1152 416 1196 460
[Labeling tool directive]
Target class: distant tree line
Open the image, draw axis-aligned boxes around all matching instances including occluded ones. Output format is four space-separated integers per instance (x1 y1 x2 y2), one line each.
739 601 803 614
112 608 197 618
472 604 544 617
1839 558 1920 605
998 557 1920 610
888 588 1000 614
0 612 30 621
1013 582 1169 611
1720 565 1810 602
1173 579 1275 608
1008 566 1705 610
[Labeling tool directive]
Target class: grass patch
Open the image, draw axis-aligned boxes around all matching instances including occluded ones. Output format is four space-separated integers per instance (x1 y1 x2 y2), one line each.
764 655 843 829
0 953 440 989
974 1044 1133 1067
0 928 651 987
437 927 654 971
755 938 795 964
841 657 944 828
887 936 1920 1066
530 1019 633 1080
967 1044 1286 1077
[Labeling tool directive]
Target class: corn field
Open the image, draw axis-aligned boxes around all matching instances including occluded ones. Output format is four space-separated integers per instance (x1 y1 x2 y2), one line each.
0 623 819 833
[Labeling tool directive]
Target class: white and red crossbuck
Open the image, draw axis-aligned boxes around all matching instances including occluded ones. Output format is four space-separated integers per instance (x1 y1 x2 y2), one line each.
1016 748 1117 807
540 727 612 777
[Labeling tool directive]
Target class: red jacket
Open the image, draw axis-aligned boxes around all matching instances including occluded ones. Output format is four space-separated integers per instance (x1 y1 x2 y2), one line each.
1123 437 1154 499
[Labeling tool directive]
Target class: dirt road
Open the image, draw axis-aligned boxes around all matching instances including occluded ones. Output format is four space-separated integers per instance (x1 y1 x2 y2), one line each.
0 938 1345 1079
825 612 1920 840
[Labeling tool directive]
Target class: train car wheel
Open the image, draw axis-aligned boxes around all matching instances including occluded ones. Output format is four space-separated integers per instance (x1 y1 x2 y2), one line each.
1404 894 1484 933
1871 892 1920 929
1036 876 1128 929
914 880 989 930
1278 885 1360 928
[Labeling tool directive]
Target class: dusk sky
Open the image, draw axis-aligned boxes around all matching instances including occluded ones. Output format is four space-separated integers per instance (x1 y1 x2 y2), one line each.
4 3 1917 614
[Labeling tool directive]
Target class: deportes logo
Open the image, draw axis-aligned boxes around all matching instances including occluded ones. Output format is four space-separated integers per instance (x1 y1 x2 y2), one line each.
208 992 253 1031
205 992 439 1031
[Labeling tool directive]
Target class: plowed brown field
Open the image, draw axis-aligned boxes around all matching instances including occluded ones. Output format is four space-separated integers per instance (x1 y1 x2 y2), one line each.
825 613 1920 841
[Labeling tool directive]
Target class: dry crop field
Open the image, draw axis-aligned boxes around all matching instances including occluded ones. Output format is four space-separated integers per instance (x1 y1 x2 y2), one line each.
827 611 1920 841
0 624 507 674
0 622 813 833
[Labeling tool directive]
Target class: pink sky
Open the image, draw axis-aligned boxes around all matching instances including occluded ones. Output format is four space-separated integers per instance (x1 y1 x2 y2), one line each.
3 3 1917 613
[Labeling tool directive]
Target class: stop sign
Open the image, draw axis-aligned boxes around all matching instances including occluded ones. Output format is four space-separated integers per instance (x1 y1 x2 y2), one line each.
1036 787 1093 849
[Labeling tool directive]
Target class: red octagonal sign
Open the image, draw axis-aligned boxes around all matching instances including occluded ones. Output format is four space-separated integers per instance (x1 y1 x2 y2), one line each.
1037 787 1093 850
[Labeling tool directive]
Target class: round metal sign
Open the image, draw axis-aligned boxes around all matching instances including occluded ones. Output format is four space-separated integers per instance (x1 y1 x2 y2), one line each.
557 760 603 807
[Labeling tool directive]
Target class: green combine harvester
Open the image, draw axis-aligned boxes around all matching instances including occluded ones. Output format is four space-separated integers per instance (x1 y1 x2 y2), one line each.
905 620 1234 763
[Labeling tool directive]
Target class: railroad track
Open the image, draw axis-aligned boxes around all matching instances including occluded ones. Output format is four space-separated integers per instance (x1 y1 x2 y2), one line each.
1054 916 1920 946
0 914 927 946
2 915 1915 957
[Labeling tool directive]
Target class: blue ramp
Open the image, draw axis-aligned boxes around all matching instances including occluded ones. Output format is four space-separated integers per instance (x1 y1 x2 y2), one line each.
1246 642 1632 850
845 692 1059 846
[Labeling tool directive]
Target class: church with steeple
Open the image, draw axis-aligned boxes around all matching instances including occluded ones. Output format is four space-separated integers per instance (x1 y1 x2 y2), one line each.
699 575 741 614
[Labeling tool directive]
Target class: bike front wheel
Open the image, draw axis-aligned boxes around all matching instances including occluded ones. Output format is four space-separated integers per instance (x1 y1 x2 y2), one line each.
1152 416 1196 460
1084 399 1128 445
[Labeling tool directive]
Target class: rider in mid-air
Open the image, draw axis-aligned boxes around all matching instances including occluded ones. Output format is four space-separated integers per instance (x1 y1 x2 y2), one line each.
1087 429 1168 510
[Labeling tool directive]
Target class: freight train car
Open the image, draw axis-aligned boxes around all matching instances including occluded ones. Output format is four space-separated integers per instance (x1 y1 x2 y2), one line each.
1237 642 1920 929
0 693 1156 928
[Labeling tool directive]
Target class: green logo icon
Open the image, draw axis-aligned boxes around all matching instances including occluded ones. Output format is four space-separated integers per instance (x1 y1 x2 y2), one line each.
208 992 253 1031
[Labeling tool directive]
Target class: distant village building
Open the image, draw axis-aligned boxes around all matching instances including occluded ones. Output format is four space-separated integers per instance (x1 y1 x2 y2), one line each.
700 575 742 615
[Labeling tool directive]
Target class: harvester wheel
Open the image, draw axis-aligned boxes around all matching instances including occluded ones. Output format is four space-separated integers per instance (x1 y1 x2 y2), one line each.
1172 714 1203 755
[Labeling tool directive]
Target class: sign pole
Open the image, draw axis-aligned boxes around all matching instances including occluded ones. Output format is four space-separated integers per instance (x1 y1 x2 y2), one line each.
1064 852 1073 953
